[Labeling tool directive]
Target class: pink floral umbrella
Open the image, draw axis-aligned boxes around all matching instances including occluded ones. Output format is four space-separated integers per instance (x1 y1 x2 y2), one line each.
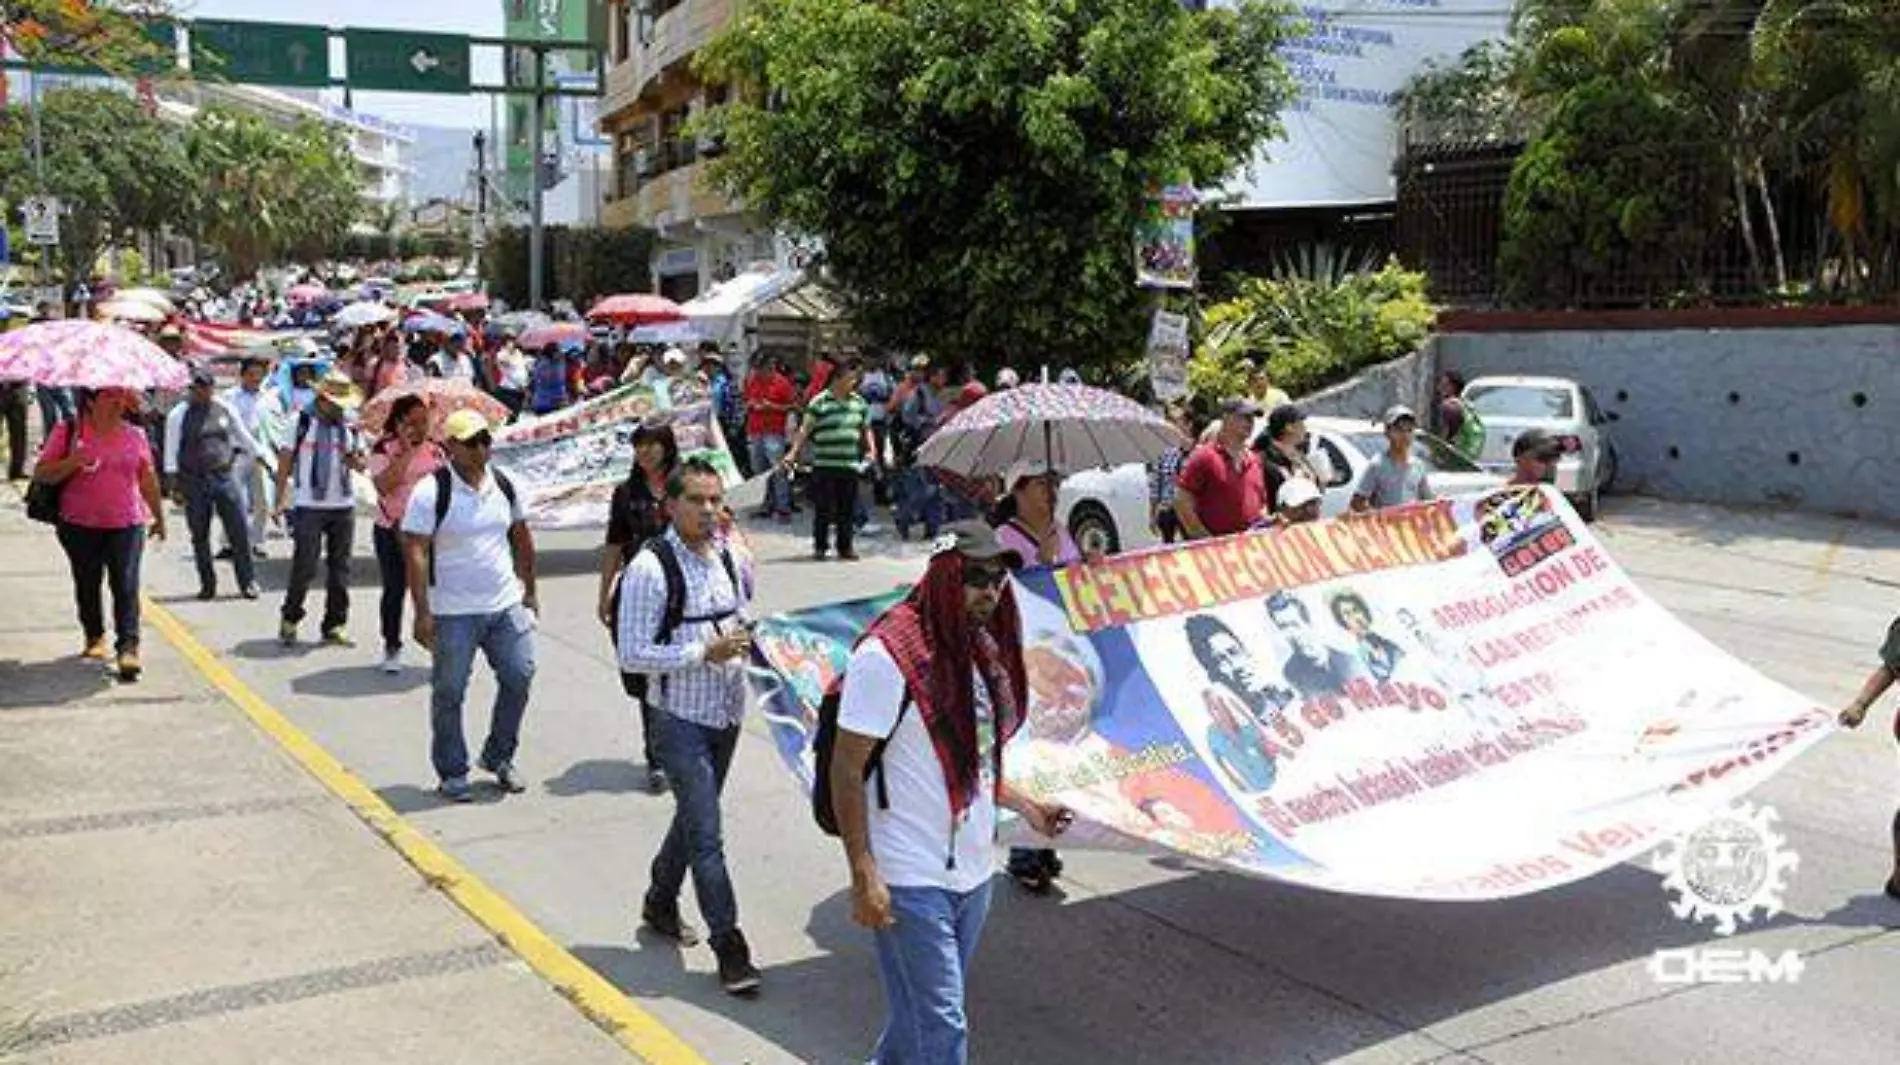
0 320 190 390
286 283 329 305
360 378 510 438
915 382 1187 476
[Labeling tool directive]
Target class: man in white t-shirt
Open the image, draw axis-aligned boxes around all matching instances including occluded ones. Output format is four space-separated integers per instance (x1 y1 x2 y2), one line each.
402 409 540 803
830 522 1070 1064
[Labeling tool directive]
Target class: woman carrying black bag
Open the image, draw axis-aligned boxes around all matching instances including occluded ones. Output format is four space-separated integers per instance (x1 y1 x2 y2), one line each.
30 387 167 681
596 422 680 793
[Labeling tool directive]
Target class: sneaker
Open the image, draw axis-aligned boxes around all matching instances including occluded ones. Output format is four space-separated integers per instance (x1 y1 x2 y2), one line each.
380 648 402 674
812 548 828 561
640 900 702 947
645 767 668 795
321 627 355 648
242 583 261 600
438 776 473 803
81 636 109 660
279 620 298 646
116 650 142 683
711 930 762 995
215 546 234 561
482 761 527 794
838 550 861 562
196 585 217 601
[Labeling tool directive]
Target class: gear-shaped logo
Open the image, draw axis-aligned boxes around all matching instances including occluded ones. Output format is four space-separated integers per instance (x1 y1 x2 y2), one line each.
1651 800 1798 936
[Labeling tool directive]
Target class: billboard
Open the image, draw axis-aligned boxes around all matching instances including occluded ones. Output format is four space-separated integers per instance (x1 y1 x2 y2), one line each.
1213 0 1508 208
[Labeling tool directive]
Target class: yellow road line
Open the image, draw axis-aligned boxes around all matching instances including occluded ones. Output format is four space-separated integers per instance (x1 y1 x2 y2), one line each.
144 598 711 1065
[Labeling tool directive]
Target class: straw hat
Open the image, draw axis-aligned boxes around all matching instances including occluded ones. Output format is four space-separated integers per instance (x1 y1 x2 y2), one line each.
315 369 363 410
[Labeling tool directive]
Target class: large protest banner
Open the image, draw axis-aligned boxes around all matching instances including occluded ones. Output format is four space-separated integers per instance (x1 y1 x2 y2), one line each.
492 381 740 529
751 487 1834 900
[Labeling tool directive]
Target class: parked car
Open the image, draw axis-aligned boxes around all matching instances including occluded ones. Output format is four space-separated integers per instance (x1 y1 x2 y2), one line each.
1057 416 1507 556
1460 375 1618 521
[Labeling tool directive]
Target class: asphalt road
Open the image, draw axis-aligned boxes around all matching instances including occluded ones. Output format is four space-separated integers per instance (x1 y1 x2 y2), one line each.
140 497 1900 1065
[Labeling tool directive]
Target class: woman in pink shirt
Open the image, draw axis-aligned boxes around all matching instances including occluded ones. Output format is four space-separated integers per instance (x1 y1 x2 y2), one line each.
367 395 447 673
32 387 167 681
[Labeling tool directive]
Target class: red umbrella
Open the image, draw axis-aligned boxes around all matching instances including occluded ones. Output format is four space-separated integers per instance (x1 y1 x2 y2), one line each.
286 283 328 305
518 322 590 349
442 291 490 313
586 293 685 326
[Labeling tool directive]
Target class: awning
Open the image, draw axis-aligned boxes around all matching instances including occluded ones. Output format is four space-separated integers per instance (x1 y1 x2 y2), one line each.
679 266 805 344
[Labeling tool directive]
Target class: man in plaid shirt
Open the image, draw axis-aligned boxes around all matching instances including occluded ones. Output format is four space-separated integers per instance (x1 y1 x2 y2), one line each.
616 456 762 995
1148 403 1195 543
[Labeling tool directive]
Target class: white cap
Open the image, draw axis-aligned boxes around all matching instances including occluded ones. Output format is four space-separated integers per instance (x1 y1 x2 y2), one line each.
1279 477 1322 509
1003 457 1056 492
662 346 687 366
995 367 1020 389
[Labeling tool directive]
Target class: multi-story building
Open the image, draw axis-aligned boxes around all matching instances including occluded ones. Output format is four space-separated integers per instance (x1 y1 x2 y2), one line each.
598 0 775 302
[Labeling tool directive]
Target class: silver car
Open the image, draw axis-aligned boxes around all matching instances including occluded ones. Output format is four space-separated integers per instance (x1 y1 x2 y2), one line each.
1461 375 1618 520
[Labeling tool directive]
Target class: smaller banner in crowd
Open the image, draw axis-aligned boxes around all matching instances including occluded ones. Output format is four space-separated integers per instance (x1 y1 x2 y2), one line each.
750 487 1835 901
491 380 741 529
1146 309 1190 401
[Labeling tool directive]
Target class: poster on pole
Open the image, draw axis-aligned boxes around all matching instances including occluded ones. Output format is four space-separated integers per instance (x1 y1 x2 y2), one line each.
1146 309 1190 401
1134 180 1197 290
750 487 1834 900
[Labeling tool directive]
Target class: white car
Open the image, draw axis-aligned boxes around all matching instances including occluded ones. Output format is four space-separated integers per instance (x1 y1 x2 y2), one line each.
1461 375 1618 521
1057 416 1506 556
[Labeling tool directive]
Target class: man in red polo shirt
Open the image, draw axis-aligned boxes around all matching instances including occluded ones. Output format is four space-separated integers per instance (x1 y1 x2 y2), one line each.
743 356 799 521
1176 398 1265 539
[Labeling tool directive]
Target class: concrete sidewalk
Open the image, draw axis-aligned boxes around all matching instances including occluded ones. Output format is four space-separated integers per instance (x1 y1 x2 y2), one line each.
0 497 667 1064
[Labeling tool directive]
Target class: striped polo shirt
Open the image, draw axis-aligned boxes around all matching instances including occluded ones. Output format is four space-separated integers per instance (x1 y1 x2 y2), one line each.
804 391 869 470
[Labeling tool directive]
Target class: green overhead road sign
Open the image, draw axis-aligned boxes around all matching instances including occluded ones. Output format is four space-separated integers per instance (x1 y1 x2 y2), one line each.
346 29 470 94
190 20 330 88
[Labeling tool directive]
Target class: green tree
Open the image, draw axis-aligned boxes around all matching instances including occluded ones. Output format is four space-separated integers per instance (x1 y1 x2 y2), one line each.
1 1 177 76
0 87 193 280
701 0 1297 375
187 107 364 280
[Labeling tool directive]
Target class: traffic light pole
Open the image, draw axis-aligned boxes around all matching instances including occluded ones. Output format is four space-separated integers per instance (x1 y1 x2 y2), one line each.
528 44 546 311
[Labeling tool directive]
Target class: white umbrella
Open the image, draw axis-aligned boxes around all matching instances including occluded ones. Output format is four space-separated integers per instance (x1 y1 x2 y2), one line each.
333 301 396 329
96 298 167 324
916 383 1188 477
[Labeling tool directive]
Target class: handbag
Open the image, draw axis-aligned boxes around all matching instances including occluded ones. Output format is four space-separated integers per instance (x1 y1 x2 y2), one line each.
24 419 77 525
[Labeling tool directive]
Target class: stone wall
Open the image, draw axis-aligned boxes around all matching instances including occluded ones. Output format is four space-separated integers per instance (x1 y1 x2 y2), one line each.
1434 314 1900 519
1296 346 1434 424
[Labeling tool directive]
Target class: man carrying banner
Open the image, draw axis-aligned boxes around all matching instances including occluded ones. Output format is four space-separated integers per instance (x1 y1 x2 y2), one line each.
1836 625 1900 900
830 522 1071 1064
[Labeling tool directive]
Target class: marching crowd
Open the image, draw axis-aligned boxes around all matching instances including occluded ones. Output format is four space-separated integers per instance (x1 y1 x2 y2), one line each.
1 273 1670 1065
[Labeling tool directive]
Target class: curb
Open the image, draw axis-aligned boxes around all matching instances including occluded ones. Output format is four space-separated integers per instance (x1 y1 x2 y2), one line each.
143 598 712 1065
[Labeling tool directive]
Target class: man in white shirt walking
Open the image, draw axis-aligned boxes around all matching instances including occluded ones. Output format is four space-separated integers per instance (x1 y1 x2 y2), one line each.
274 371 367 645
617 456 761 996
830 522 1071 1065
402 409 539 803
223 356 278 554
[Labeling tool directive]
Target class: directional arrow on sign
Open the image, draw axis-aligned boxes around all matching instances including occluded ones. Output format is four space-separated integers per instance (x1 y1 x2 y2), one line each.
409 49 439 75
287 41 311 75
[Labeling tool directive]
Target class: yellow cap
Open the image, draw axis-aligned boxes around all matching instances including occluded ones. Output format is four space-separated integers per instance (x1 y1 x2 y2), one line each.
443 409 493 442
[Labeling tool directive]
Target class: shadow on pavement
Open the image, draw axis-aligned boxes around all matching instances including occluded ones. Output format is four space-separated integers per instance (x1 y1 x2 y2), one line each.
0 656 113 708
1812 891 1900 930
290 664 430 699
543 758 651 798
571 862 1734 1065
377 782 508 814
228 637 320 661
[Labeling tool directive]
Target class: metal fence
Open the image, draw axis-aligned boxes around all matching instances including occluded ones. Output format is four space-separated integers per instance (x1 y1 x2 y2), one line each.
1394 139 1886 309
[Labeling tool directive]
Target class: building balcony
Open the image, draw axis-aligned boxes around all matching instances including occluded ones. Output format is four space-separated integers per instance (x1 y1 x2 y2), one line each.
601 159 738 232
600 0 737 122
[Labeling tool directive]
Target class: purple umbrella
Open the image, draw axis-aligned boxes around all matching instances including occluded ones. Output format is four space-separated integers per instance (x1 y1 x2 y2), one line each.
915 383 1187 476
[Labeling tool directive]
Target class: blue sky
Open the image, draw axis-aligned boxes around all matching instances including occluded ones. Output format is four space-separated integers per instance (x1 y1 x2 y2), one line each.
180 0 508 130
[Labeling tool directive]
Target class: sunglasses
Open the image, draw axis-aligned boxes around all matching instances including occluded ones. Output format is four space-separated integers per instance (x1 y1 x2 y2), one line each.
963 564 1009 589
455 432 494 450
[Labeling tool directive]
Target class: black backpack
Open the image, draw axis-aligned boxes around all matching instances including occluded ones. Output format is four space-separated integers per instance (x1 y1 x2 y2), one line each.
427 465 519 584
811 673 910 837
613 536 741 701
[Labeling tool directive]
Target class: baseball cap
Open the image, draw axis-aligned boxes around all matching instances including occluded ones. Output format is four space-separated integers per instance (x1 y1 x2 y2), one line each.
937 520 1023 567
158 324 184 340
189 367 216 388
1278 477 1322 509
1513 427 1564 460
995 367 1020 389
661 346 687 366
444 409 492 442
1219 397 1264 418
1003 457 1056 492
1382 404 1418 428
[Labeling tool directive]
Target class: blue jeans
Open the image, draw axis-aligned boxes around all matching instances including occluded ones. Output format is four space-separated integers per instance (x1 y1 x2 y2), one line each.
894 466 943 539
372 525 407 653
646 712 741 939
747 433 790 514
56 523 145 653
183 473 255 591
871 881 995 1065
429 606 537 780
35 386 75 439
